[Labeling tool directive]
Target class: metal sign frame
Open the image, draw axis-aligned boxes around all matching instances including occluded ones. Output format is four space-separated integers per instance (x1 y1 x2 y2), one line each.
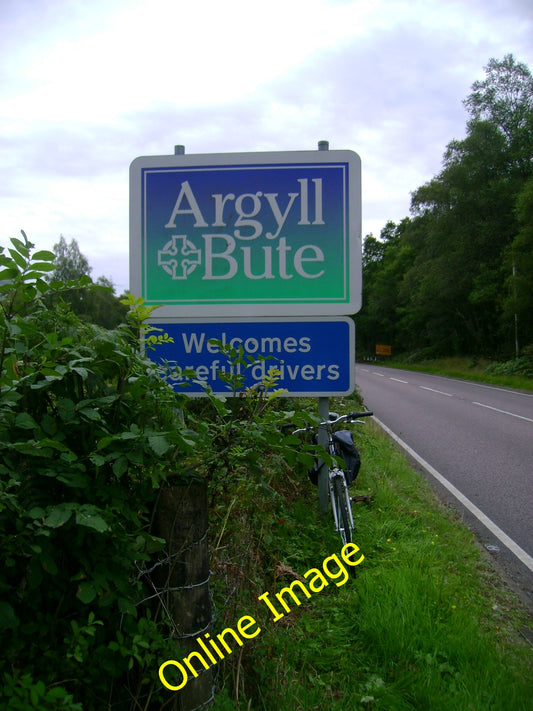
130 150 361 318
145 316 355 397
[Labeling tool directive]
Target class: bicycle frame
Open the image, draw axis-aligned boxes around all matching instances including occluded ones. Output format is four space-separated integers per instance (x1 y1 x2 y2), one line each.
292 410 373 547
329 467 354 543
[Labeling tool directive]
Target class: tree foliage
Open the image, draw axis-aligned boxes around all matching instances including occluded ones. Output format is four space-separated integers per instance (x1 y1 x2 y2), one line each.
50 236 92 282
48 236 127 328
464 54 533 158
358 55 533 359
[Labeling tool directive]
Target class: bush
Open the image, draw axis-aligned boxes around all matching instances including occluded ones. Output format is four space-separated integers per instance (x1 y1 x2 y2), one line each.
484 346 533 377
0 233 199 708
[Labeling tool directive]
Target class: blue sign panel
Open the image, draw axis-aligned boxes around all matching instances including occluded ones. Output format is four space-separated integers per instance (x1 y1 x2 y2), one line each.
130 150 361 318
145 318 355 397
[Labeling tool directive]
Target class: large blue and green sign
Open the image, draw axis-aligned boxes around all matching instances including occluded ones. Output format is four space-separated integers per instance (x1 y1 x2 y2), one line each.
130 150 361 317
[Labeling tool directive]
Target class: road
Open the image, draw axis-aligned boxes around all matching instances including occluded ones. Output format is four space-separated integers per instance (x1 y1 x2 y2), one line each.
355 364 533 609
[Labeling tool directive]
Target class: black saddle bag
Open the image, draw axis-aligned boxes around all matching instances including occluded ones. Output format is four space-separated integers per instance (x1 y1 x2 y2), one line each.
307 430 361 486
332 430 361 485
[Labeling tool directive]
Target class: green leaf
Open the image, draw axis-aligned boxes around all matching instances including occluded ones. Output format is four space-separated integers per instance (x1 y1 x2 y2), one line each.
0 601 19 630
57 470 88 488
71 366 89 380
27 507 45 519
96 435 115 450
40 413 57 436
35 277 50 294
57 399 76 422
9 237 30 259
22 283 37 299
75 506 109 532
79 407 100 421
113 456 128 477
77 581 97 604
148 434 171 456
8 248 28 269
118 597 136 615
32 250 56 261
34 437 71 453
15 412 37 429
30 378 54 390
89 452 106 467
0 267 18 281
27 262 56 272
11 235 31 253
43 505 73 528
41 553 59 575
30 684 39 705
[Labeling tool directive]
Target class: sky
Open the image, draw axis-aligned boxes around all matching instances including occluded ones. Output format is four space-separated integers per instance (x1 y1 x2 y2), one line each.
1 0 532 293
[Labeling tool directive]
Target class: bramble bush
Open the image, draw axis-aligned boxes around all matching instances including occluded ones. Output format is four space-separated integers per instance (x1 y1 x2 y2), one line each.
0 232 317 709
0 232 201 709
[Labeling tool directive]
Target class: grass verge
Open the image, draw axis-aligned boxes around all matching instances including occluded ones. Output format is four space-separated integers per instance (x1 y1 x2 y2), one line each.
373 356 533 391
207 397 532 710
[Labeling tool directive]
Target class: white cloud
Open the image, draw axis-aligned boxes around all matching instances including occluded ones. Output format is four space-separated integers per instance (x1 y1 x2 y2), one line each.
1 0 532 294
2 0 376 121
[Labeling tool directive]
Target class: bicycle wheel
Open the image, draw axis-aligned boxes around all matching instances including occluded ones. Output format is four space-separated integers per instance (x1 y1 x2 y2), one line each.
332 473 352 546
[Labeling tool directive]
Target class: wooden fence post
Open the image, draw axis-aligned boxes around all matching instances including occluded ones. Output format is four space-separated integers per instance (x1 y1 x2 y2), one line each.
154 480 213 710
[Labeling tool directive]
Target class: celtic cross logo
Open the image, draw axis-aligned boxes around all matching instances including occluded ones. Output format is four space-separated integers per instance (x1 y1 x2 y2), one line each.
158 235 201 280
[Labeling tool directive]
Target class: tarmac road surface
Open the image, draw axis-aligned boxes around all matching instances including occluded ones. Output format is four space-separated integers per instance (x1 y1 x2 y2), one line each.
355 364 533 611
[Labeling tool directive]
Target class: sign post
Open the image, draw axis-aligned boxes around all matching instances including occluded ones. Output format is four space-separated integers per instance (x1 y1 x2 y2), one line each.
130 143 362 514
316 141 332 515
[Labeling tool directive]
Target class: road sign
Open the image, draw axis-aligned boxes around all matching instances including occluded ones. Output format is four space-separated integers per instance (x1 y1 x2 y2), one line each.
376 344 392 356
145 317 355 397
130 150 361 317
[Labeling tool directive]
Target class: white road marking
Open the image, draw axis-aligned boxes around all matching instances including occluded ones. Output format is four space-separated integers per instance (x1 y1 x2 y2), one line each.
472 401 533 423
420 386 453 397
372 372 385 377
463 380 533 398
390 377 408 383
373 416 533 573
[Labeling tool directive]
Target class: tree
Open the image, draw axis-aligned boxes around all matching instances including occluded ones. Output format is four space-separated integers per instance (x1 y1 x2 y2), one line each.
464 54 533 148
358 57 533 359
503 175 533 352
49 236 127 328
357 221 413 356
83 275 129 329
408 120 514 354
464 55 533 183
404 56 533 357
50 235 92 282
362 233 385 269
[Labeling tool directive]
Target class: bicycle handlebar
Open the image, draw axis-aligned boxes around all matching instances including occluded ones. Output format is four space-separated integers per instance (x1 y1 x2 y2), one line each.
326 411 373 426
287 410 373 435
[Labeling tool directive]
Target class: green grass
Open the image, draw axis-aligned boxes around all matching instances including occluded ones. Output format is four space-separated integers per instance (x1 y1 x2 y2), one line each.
376 356 533 391
208 401 532 710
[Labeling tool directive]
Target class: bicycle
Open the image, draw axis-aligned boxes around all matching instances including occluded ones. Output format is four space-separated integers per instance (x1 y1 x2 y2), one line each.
292 411 373 549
